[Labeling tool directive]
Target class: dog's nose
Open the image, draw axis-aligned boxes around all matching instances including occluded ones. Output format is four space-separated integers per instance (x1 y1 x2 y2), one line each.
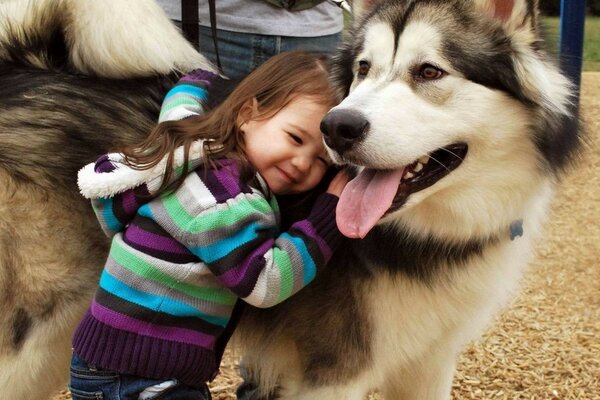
320 109 369 154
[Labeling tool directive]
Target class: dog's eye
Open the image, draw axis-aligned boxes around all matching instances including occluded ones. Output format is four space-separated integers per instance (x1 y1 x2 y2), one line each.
357 60 371 77
418 64 445 80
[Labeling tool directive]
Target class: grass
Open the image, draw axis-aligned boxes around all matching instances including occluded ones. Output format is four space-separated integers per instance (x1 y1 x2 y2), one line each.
543 16 600 71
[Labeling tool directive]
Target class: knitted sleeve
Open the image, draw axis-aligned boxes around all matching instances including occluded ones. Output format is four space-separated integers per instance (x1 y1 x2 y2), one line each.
87 155 152 237
157 163 343 308
158 69 217 122
87 69 217 236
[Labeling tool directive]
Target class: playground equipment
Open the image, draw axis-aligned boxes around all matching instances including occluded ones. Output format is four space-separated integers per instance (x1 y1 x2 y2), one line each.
560 0 586 102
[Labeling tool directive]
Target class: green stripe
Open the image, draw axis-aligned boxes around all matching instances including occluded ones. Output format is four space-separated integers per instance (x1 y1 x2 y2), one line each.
273 248 294 303
161 96 204 114
162 194 274 234
110 240 236 305
269 195 279 214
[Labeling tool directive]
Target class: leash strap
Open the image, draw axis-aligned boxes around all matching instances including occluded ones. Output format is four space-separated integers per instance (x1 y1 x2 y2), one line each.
181 0 222 72
208 0 222 71
181 0 199 48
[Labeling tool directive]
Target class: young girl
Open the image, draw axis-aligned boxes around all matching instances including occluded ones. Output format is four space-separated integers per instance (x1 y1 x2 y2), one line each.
69 51 348 400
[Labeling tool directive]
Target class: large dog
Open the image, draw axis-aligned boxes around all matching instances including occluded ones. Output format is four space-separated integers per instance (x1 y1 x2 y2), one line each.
0 0 581 399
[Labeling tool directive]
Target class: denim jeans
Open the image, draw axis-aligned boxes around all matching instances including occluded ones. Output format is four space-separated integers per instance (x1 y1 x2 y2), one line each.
69 354 211 400
196 25 342 79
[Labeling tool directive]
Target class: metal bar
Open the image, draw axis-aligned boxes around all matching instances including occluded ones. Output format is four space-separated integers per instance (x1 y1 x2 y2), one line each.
559 0 587 101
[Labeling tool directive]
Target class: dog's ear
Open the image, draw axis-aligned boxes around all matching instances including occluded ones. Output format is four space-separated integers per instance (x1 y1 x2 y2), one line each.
352 0 380 21
472 0 539 37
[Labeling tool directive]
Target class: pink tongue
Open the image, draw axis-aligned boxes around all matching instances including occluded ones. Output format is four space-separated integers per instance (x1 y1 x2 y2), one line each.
336 168 405 238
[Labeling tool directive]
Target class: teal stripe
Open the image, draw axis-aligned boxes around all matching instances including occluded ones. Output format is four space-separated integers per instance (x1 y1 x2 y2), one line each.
189 221 262 263
163 85 208 101
99 270 228 327
98 198 122 232
160 96 204 116
281 233 316 285
138 203 154 219
110 239 237 306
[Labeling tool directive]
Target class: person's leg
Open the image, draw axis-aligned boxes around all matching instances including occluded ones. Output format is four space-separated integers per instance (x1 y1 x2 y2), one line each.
278 32 342 57
69 353 211 400
69 353 120 400
139 381 212 400
198 26 277 80
198 27 341 80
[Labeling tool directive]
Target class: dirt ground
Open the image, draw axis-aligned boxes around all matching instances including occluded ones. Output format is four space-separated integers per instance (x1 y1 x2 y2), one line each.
53 72 600 400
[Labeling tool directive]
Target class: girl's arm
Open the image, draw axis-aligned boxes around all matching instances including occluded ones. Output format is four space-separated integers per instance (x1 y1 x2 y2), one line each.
158 69 217 122
84 69 218 236
162 163 344 308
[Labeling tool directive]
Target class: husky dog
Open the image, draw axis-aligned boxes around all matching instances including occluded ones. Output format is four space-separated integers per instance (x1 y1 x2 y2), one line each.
0 0 580 400
235 0 581 398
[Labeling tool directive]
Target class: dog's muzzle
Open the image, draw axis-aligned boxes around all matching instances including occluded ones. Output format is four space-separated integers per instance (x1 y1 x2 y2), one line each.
320 109 369 155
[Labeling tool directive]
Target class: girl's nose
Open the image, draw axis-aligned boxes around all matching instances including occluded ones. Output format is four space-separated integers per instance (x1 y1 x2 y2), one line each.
291 155 311 173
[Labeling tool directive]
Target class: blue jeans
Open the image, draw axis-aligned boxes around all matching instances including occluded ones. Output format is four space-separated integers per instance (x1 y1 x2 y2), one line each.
196 25 341 80
69 354 211 400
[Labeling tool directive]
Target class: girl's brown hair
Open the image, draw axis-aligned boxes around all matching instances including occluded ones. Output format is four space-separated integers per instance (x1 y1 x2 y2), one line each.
121 51 338 193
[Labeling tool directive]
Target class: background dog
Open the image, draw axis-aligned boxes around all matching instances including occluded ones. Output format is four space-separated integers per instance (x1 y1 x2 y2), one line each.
0 0 581 399
0 1 213 399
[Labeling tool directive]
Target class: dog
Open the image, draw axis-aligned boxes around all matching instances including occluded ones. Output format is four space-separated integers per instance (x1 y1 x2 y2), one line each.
0 1 214 399
0 0 581 399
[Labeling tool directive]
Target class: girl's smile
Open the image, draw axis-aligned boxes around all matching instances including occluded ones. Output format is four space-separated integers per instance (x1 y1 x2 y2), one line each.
241 94 331 194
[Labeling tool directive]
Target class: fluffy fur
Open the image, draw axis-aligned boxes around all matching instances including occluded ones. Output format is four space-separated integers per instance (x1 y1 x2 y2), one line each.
236 0 581 398
0 0 581 399
0 1 211 399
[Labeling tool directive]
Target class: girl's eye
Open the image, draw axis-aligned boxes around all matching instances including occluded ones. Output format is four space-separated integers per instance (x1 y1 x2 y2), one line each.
288 133 303 144
417 64 445 81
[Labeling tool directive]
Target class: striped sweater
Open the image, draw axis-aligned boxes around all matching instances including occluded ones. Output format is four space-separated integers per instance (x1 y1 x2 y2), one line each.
73 70 343 387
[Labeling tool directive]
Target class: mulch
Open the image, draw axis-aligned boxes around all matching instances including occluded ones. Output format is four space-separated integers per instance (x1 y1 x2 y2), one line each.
53 72 600 400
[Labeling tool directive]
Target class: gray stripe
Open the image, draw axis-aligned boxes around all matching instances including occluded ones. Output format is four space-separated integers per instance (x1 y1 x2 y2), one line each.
152 182 277 249
275 235 306 295
244 250 280 308
106 249 234 317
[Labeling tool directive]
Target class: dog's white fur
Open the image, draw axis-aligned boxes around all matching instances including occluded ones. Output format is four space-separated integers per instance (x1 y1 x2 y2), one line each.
0 0 214 78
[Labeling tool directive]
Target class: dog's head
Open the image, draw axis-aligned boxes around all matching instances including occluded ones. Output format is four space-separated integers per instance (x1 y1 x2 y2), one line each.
326 0 580 240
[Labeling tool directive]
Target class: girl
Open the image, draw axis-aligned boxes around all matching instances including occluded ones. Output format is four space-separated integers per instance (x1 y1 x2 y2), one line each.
69 51 348 400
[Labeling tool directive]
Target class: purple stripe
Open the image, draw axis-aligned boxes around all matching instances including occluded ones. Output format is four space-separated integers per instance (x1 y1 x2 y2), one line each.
183 69 216 83
201 169 230 203
212 166 241 198
90 300 215 348
121 189 139 216
293 220 333 260
218 240 273 288
201 161 243 202
94 154 116 173
124 224 191 255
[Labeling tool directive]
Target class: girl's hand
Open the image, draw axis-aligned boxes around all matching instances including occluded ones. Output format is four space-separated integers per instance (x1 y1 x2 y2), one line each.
326 168 350 197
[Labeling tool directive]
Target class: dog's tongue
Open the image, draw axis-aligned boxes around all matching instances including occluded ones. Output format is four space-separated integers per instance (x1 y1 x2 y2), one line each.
336 168 405 238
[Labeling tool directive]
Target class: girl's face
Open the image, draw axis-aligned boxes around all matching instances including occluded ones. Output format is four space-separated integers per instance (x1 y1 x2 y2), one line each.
240 95 332 195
